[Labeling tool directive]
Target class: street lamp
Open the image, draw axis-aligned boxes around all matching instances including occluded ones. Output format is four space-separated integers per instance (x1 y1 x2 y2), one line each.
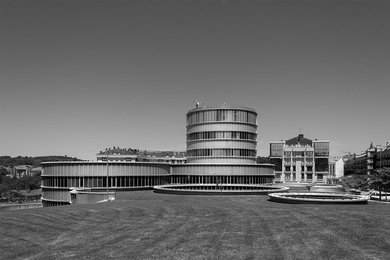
106 153 109 204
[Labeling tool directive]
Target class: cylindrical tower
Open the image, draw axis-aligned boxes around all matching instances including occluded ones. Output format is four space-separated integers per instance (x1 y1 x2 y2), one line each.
186 105 258 164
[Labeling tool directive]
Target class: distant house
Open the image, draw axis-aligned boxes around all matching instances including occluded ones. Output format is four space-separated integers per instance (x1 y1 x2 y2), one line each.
11 165 42 178
12 165 33 178
96 147 187 164
329 158 344 179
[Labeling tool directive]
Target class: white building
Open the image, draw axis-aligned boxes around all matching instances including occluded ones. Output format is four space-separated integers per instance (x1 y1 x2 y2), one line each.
270 134 330 183
329 158 344 179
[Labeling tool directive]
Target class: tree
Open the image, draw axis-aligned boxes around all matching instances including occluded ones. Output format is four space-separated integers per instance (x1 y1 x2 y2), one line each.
0 184 9 198
16 174 42 191
0 167 8 178
1 175 17 190
369 168 390 201
257 156 271 164
339 174 371 191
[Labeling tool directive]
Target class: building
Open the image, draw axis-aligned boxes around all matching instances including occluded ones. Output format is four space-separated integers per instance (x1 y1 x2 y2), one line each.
41 161 172 206
10 189 42 202
96 148 138 162
173 104 274 185
344 143 390 175
374 144 390 170
344 149 374 175
269 134 330 183
11 165 42 178
329 157 344 179
41 104 275 207
96 147 187 164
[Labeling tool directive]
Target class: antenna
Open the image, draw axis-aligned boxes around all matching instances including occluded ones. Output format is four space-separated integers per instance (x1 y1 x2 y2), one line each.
194 99 200 108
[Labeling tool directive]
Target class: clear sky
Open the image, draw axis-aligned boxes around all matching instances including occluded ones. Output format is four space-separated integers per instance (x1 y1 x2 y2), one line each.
1 0 389 160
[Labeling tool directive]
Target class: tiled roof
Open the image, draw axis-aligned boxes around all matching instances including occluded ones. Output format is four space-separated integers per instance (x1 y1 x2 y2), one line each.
97 148 138 155
97 148 186 158
285 134 312 146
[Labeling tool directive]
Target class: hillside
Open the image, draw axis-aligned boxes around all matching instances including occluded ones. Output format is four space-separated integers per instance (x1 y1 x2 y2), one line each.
0 156 82 167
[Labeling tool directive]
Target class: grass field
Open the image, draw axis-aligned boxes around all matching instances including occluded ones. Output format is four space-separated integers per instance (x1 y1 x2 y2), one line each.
1 191 389 259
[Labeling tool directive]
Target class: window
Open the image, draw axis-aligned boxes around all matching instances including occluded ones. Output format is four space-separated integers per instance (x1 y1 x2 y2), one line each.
292 151 304 157
270 143 284 157
314 142 329 156
305 151 313 157
270 158 282 171
187 131 256 141
315 158 329 172
188 149 256 157
216 110 221 121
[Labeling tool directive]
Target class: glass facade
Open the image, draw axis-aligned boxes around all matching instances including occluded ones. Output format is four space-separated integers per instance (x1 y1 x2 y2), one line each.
187 149 256 157
42 176 169 188
187 131 256 141
172 164 274 179
315 158 329 172
314 142 330 156
186 107 258 164
270 158 282 171
41 162 172 206
270 143 284 157
169 175 272 185
187 109 257 125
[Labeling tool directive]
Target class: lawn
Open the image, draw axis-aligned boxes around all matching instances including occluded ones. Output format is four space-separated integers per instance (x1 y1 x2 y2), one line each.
0 191 389 259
